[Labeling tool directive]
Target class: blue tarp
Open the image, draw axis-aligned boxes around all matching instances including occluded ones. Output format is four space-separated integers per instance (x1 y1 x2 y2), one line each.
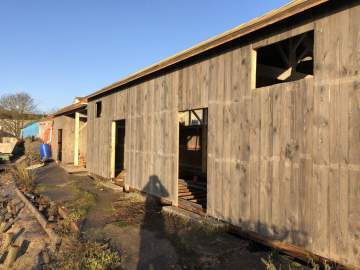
21 122 39 138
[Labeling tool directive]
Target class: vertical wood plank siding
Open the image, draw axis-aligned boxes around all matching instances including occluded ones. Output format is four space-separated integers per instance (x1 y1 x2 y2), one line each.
86 4 360 267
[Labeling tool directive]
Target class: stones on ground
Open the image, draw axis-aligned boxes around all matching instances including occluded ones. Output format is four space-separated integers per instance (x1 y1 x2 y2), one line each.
4 244 20 267
41 249 50 264
1 232 14 252
0 190 26 267
24 192 35 201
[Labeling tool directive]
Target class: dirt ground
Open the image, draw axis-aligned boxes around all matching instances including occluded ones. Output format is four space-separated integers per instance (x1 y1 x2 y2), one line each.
34 162 310 270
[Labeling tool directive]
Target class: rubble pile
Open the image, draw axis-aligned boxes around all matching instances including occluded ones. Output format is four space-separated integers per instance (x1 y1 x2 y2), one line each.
0 195 25 267
23 192 59 223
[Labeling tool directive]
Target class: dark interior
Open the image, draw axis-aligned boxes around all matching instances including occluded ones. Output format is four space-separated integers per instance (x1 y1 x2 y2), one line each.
178 109 207 182
256 30 314 88
115 119 125 177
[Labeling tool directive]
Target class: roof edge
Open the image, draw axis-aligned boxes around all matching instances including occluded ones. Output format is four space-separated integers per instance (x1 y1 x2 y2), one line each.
52 102 87 117
87 0 328 100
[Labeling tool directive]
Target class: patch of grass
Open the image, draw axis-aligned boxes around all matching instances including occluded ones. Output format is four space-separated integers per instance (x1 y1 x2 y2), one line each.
46 237 122 270
308 259 333 270
64 184 97 222
126 192 146 203
103 204 116 214
160 213 229 266
113 220 128 228
261 254 279 270
261 254 335 270
35 183 58 193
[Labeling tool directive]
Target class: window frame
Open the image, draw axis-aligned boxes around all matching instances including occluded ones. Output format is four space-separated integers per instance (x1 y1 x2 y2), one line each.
251 27 315 90
96 101 102 118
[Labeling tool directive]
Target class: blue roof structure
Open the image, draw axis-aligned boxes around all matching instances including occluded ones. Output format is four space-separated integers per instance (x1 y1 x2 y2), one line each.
21 121 40 138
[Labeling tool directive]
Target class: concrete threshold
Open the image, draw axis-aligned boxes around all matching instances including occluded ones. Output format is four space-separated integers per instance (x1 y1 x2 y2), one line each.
59 163 88 175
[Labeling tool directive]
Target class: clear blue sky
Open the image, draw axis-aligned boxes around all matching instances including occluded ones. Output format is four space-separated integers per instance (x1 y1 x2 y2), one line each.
0 0 288 112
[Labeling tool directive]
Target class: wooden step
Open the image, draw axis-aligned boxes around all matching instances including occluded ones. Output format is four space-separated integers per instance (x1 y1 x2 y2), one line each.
179 194 206 200
178 179 207 211
179 179 206 187
189 199 207 205
178 198 205 216
178 183 206 189
178 190 205 195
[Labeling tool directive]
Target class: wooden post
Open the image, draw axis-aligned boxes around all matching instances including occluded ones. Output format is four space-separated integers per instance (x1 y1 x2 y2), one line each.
110 121 116 179
201 109 208 176
74 111 80 166
251 48 257 89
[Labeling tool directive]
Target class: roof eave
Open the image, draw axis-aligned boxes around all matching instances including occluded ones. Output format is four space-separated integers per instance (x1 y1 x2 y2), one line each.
86 0 328 100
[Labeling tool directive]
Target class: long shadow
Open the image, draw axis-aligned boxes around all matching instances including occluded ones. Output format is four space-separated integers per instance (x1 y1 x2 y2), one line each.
136 175 171 270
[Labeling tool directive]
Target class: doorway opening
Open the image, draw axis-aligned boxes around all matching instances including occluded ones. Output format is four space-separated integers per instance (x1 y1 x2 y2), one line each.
112 120 126 186
57 129 63 162
178 108 208 214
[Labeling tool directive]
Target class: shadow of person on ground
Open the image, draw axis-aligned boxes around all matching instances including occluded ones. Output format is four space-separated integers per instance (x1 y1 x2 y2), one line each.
136 175 175 270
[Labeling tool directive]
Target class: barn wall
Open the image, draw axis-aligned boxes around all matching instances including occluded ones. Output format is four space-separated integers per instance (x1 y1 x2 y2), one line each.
52 115 75 164
86 3 360 267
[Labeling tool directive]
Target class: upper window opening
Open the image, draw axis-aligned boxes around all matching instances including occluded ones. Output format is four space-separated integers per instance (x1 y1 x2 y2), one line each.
255 30 314 88
96 101 102 118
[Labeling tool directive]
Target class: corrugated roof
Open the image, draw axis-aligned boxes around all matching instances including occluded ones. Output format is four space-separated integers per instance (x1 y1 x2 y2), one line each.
86 0 328 99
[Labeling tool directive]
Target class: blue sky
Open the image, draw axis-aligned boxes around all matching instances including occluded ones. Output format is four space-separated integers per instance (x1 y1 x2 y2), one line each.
0 0 288 112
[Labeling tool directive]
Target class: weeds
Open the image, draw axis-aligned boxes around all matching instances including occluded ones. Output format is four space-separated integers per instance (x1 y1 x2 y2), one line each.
113 220 128 228
309 259 332 270
261 254 279 270
24 138 41 164
261 253 336 270
10 164 35 191
46 237 122 270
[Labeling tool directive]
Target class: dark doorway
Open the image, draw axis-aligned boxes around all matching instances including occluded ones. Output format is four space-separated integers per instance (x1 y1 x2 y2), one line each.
115 120 126 178
57 129 63 161
178 108 208 214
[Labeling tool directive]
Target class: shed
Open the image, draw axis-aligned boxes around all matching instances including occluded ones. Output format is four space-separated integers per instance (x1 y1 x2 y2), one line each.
51 98 87 167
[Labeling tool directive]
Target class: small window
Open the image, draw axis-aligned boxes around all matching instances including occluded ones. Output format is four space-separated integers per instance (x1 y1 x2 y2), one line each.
96 101 102 118
255 30 314 88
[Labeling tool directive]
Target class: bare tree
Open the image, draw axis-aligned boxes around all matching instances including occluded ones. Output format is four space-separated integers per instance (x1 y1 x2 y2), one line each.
0 92 41 137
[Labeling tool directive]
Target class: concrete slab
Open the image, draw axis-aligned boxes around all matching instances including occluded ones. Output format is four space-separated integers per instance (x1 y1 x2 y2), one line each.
59 163 88 175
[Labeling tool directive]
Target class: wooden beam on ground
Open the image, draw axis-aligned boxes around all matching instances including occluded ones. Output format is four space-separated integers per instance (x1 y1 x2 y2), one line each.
228 226 351 270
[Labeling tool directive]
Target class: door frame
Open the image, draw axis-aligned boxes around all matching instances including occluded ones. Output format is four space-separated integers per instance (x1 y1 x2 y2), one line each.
110 119 126 178
57 129 63 161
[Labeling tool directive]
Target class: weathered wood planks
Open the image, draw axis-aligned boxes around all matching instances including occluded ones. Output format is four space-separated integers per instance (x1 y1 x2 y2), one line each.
85 2 360 268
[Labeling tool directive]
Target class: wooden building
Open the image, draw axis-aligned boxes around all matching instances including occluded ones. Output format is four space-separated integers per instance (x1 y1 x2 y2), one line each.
81 0 359 268
51 98 87 167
